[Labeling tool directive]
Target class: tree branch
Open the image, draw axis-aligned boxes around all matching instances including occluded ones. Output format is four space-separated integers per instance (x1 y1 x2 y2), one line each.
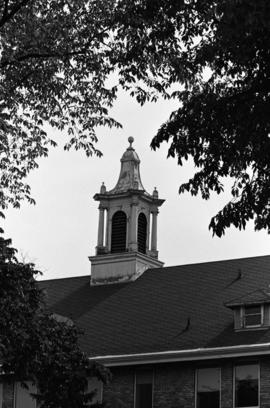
0 26 111 68
1 0 10 23
0 50 81 69
0 0 33 28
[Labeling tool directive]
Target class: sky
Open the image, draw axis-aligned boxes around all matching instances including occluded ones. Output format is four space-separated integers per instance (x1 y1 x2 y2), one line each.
3 90 270 280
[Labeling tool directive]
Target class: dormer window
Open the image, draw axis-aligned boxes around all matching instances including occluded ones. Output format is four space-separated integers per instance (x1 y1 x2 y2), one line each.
242 305 263 328
225 289 270 331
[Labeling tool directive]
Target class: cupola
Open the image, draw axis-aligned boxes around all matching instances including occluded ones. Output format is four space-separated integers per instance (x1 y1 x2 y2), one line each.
89 137 165 285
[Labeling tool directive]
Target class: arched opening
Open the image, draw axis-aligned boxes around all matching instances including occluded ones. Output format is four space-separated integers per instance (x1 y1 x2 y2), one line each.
137 213 147 254
111 211 127 253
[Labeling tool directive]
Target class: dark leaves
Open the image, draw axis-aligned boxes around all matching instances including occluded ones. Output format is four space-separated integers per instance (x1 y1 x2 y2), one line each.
151 0 270 235
0 0 186 209
0 233 110 407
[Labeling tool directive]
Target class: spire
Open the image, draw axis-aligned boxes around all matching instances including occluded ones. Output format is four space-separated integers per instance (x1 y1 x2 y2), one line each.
108 137 146 194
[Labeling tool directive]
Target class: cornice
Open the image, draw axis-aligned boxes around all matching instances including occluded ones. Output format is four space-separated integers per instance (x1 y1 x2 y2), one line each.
89 343 270 367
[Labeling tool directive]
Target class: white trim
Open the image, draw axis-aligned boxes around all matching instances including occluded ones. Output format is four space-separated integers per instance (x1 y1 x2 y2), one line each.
240 306 244 328
194 368 197 408
89 343 270 367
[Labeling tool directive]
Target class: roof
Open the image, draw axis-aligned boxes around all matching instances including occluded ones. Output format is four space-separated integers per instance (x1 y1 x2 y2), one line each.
225 288 270 308
39 255 270 360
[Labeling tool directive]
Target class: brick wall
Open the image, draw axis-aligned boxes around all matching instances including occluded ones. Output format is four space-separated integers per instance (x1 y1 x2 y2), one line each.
103 366 134 407
103 357 270 408
154 363 194 408
260 357 270 408
221 361 233 408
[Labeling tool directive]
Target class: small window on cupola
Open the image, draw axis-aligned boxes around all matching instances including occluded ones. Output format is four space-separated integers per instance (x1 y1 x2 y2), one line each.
111 211 127 253
137 213 147 254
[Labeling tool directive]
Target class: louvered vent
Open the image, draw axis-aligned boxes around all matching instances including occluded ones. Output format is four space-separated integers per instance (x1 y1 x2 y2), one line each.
111 211 127 253
137 213 147 254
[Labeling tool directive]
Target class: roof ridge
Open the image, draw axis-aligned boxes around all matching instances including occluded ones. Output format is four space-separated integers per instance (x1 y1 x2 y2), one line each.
39 254 270 281
38 274 89 283
158 254 270 271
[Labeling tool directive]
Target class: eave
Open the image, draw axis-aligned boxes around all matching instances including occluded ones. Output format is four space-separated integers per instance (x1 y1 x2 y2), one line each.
89 343 270 367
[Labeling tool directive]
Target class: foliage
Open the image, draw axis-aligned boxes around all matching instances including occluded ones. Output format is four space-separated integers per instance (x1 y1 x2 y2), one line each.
0 0 184 209
2 0 269 235
0 232 109 407
151 0 270 236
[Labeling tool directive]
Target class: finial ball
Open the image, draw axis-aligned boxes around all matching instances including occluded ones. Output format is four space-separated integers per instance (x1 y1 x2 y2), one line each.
128 136 134 147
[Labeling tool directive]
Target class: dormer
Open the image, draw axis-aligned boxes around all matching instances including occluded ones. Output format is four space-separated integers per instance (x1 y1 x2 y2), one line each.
225 289 270 331
89 137 165 286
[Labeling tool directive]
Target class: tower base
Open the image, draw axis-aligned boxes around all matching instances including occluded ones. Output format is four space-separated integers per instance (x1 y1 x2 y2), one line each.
89 252 163 286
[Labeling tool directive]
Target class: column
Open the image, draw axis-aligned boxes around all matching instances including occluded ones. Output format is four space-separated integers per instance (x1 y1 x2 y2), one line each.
151 210 158 252
129 202 138 251
106 209 112 252
97 205 105 247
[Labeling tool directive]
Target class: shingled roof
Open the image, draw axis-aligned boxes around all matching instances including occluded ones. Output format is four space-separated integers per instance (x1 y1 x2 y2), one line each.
225 288 270 307
39 255 270 361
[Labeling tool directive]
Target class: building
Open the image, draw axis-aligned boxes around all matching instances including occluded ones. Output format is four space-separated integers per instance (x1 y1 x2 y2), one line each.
4 138 270 407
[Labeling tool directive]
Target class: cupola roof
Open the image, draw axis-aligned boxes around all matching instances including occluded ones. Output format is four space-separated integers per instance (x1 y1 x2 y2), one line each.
108 137 148 194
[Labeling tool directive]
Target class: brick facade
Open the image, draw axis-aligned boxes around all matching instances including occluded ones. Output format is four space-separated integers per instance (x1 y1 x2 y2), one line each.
103 367 134 407
220 361 233 408
103 357 270 408
260 358 270 408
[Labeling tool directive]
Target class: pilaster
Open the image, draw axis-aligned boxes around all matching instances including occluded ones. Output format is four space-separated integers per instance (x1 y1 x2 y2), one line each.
129 200 138 252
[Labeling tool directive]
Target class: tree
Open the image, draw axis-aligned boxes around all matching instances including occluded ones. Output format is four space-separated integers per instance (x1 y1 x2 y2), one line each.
0 0 183 209
0 3 183 405
0 228 109 407
3 1 268 235
151 0 270 236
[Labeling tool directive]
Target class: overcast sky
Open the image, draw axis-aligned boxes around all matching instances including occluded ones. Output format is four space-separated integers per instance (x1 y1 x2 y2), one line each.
4 90 270 280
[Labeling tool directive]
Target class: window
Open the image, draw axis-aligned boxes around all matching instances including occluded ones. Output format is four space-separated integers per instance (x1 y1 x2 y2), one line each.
88 377 103 405
243 305 263 328
17 382 36 408
135 370 153 408
235 364 259 408
0 382 15 408
196 368 220 408
111 211 127 253
137 213 147 254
